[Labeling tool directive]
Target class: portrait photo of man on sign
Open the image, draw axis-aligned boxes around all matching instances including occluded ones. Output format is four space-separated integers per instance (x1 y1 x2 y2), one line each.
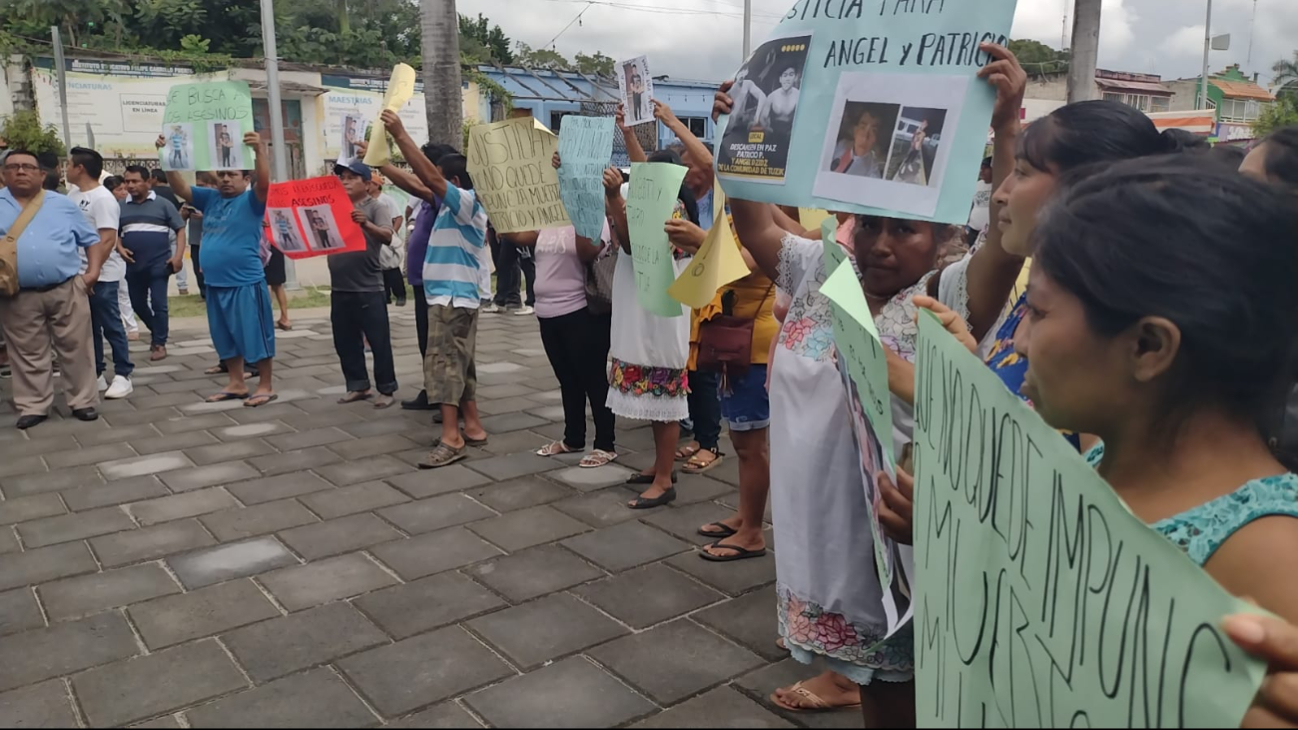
715 32 811 184
299 206 345 250
164 123 194 171
826 102 899 179
885 107 948 187
267 208 307 253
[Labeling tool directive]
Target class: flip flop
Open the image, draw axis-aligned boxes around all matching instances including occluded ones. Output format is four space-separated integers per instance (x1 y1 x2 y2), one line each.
699 542 767 562
770 681 862 713
243 393 279 408
628 487 676 510
625 471 678 485
697 521 738 539
205 391 249 403
674 443 701 461
338 391 373 405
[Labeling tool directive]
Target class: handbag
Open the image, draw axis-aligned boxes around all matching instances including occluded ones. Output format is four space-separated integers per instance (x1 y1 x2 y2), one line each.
584 228 618 316
0 190 45 297
696 282 774 389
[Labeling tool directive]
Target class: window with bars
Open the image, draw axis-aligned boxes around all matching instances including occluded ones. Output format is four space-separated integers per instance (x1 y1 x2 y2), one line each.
1101 91 1172 114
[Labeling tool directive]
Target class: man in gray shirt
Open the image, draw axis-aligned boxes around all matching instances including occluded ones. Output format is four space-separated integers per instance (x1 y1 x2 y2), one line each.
331 160 396 408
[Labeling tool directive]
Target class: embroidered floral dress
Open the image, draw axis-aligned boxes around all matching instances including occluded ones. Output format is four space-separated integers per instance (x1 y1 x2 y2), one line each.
770 230 975 684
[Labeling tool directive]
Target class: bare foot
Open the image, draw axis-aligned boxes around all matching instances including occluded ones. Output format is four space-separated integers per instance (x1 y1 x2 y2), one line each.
372 394 394 409
771 671 861 712
699 513 741 538
338 390 372 404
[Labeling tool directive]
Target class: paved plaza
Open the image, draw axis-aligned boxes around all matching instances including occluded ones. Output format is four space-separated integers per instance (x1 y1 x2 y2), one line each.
0 305 852 729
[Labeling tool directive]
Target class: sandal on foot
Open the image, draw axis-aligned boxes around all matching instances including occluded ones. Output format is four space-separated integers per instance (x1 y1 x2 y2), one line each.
338 391 372 405
579 450 617 468
244 393 279 408
683 448 724 474
204 364 226 375
419 442 467 469
699 542 767 562
697 521 738 539
276 321 293 331
536 441 578 457
465 435 489 447
373 395 395 409
674 442 701 461
205 391 249 403
628 487 676 510
770 681 861 713
625 471 678 485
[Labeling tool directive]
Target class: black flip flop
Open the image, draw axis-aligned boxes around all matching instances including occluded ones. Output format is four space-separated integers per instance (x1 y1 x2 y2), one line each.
628 487 677 510
699 542 768 562
625 471 678 486
697 522 738 539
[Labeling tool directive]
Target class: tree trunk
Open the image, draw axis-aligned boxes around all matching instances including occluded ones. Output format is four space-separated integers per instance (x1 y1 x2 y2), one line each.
338 0 350 34
421 0 464 149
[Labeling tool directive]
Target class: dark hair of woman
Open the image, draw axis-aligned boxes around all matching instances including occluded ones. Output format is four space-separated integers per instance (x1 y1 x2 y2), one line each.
1260 126 1298 192
1033 155 1298 427
1018 100 1187 173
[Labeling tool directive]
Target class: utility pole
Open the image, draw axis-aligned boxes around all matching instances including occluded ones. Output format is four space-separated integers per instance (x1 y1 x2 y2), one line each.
50 27 71 153
743 0 752 60
421 0 464 148
1199 0 1213 110
259 0 297 287
1067 0 1101 103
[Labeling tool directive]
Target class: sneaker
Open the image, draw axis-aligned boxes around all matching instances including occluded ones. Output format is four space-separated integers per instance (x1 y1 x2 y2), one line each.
105 375 134 400
513 305 535 316
98 374 108 392
480 302 503 314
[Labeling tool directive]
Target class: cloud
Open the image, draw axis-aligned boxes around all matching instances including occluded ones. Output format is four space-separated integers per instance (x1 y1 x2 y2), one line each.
1159 25 1206 58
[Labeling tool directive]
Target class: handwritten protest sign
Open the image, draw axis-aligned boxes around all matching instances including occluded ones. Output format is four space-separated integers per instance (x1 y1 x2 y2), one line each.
912 311 1266 728
468 117 571 235
617 56 654 126
263 176 366 260
362 63 416 167
626 162 688 317
161 81 254 172
557 116 615 241
716 0 1018 222
667 184 750 308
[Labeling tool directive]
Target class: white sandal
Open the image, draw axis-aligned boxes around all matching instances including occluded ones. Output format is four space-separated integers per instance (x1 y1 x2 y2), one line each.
536 441 578 457
579 449 618 468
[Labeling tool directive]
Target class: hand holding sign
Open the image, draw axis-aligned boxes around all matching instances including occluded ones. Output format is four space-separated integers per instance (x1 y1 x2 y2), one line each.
160 81 254 172
667 184 751 308
467 117 570 234
976 42 1028 132
362 63 416 167
663 219 705 255
1224 614 1298 728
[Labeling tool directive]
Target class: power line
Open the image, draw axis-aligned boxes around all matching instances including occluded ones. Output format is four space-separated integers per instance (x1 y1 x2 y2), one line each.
544 2 594 49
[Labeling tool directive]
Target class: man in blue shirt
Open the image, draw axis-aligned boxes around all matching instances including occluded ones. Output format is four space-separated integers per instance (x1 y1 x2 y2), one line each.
157 131 276 407
0 150 106 429
120 165 186 361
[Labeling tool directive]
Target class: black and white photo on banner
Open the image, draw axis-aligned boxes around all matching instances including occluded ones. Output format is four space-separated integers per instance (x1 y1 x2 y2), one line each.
617 56 653 126
715 31 812 183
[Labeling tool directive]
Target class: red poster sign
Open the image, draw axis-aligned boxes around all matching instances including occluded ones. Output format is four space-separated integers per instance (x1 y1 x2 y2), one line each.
263 176 366 259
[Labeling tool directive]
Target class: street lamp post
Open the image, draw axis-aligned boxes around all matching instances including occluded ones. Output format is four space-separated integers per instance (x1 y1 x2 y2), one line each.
1199 0 1212 110
259 0 297 288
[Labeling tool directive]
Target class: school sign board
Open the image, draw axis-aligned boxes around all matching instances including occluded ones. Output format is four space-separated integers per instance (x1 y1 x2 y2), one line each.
716 0 1018 223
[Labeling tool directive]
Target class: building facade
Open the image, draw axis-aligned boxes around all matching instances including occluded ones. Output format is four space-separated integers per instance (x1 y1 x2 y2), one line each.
1168 64 1275 143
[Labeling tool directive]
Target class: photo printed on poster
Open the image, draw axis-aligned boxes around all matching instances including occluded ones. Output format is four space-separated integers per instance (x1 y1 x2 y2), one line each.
617 56 654 126
715 31 812 184
162 122 194 171
297 205 346 250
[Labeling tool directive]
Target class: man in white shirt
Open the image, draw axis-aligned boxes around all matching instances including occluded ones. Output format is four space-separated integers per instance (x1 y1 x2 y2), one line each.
67 148 134 399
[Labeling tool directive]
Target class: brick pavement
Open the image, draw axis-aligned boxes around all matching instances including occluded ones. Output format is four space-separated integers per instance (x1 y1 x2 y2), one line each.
0 306 859 728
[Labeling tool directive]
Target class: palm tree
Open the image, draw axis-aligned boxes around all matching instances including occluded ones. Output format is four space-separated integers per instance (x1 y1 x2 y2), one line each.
421 0 464 148
1275 51 1298 99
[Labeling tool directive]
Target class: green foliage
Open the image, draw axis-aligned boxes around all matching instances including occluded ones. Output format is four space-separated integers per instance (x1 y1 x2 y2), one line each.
514 42 571 71
459 13 512 65
574 51 614 77
1274 51 1298 99
1254 96 1298 138
0 110 66 156
179 34 209 53
1008 38 1069 73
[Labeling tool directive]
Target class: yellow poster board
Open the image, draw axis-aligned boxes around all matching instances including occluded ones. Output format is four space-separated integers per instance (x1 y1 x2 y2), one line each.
362 63 416 167
668 184 751 308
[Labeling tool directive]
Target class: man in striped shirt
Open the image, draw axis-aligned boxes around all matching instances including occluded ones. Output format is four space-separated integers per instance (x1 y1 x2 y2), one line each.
379 109 490 468
119 165 186 361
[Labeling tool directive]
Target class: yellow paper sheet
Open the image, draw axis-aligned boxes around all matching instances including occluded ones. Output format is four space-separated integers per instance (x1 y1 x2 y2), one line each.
667 184 751 308
466 117 570 234
798 208 832 232
362 63 416 167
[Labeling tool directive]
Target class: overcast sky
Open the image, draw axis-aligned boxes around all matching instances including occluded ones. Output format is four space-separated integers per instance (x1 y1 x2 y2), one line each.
461 0 1296 87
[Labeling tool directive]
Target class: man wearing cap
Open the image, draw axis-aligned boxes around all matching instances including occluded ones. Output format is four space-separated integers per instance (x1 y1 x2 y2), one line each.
331 159 397 408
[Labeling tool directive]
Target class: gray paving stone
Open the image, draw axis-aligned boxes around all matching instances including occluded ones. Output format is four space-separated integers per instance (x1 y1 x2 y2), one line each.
466 544 605 602
185 438 276 466
644 501 740 546
476 395 542 415
0 454 46 478
277 513 404 560
0 541 98 591
131 430 219 456
39 564 181 622
588 619 766 705
16 506 136 548
0 493 65 525
467 476 575 512
385 464 492 499
692 585 784 661
0 529 16 555
338 626 514 717
574 564 725 629
387 703 484 729
265 427 353 452
316 455 414 486
225 471 334 505
299 481 409 519
633 686 794 729
0 587 44 637
2 465 104 498
247 446 344 476
61 475 170 511
665 550 776 597
199 500 319 542
465 451 557 481
732 659 861 730
259 553 398 611
224 401 309 425
167 536 299 589
76 423 159 446
376 493 496 535
132 391 213 410
99 451 195 481
549 464 638 492
185 668 377 728
0 680 78 728
73 640 247 728
476 429 551 457
158 461 260 492
466 505 591 552
278 409 356 431
129 578 281 649
0 612 138 692
337 417 417 438
222 602 389 682
131 715 184 728
128 487 239 526
560 521 692 573
44 441 137 469
466 656 656 729
466 592 628 670
328 434 421 461
369 527 504 580
98 406 183 427
354 572 507 640
90 519 216 568
154 413 236 434
211 421 296 441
